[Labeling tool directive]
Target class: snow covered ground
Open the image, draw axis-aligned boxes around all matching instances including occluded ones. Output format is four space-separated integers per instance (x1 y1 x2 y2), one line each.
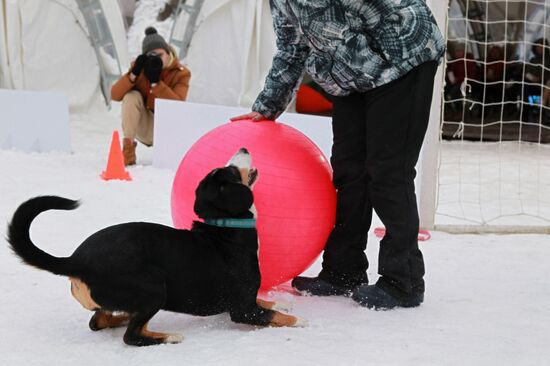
0 109 549 366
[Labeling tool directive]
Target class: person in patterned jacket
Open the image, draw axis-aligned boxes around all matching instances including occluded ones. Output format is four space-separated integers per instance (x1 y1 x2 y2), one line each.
232 0 445 310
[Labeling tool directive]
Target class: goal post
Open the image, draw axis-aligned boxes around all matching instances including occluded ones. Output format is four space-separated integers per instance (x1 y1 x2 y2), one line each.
419 0 448 230
420 0 550 234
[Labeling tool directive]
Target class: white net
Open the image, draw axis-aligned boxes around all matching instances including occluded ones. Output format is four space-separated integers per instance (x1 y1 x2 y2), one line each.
437 0 550 233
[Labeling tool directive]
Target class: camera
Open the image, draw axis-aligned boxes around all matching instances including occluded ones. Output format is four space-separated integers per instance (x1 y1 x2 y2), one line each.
145 51 163 72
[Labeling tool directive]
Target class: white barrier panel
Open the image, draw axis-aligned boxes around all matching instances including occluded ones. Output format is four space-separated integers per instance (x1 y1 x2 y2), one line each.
0 89 71 152
153 100 333 171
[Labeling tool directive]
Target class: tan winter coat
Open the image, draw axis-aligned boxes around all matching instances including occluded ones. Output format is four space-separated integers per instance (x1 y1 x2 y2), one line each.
111 58 191 111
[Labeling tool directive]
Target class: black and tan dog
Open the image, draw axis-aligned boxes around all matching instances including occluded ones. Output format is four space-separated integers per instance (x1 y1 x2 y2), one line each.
7 148 304 346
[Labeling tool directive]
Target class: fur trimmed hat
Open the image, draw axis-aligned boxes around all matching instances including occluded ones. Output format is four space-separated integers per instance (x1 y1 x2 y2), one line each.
142 27 170 54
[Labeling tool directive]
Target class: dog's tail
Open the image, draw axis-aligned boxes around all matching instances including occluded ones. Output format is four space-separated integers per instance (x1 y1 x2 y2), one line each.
7 196 79 276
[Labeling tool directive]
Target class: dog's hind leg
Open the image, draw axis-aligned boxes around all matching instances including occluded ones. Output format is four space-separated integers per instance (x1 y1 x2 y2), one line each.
88 272 182 346
255 299 307 327
89 311 129 331
124 309 184 346
120 276 182 346
124 310 166 346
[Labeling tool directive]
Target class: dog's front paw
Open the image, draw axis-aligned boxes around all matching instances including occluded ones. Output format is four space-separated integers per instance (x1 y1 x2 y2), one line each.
270 311 308 328
164 333 184 344
292 317 308 327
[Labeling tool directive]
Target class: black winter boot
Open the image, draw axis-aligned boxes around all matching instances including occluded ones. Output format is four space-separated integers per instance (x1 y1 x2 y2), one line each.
292 271 368 296
352 284 424 310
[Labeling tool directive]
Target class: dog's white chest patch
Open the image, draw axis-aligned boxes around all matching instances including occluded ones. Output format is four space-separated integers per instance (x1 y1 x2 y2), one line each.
250 204 257 219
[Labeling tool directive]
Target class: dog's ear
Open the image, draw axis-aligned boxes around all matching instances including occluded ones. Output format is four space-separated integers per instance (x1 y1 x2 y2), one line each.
193 172 220 217
218 182 254 215
195 173 219 201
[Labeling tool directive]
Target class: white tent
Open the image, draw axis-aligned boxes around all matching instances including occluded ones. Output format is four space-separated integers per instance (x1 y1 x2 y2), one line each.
0 0 128 112
177 0 276 108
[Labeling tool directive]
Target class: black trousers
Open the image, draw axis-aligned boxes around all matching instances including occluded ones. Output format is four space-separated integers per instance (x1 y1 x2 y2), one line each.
320 61 438 296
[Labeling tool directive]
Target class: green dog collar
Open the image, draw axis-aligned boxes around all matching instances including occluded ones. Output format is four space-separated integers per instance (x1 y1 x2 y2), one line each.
203 218 257 229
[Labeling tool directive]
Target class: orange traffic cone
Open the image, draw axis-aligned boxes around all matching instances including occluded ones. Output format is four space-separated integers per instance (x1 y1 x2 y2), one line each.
100 131 132 181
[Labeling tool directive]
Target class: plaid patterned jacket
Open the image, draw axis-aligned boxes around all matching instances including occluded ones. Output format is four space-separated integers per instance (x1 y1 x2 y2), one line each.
253 0 446 119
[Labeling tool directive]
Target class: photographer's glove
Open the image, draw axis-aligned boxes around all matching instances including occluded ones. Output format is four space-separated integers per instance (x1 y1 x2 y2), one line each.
130 54 147 77
144 54 163 84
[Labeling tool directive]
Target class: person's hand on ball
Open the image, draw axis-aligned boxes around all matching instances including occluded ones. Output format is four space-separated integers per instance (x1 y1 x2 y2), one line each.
230 111 269 122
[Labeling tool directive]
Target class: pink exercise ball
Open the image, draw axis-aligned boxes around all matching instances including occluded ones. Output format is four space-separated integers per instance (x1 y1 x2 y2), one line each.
171 120 336 289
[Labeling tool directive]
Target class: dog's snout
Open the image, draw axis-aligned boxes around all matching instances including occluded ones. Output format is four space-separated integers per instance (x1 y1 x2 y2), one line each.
227 148 252 171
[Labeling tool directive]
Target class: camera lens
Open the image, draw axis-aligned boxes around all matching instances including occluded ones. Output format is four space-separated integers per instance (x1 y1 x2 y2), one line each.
146 54 163 69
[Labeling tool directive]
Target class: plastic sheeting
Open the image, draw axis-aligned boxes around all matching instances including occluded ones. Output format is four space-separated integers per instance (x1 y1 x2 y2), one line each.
101 0 129 67
0 4 10 88
0 0 128 112
182 0 276 108
1 0 100 111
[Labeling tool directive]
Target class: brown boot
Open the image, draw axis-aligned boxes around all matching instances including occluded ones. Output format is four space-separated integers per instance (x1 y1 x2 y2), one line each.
122 138 137 166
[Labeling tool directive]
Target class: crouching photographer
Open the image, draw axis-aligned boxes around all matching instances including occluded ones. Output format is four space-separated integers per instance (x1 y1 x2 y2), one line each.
111 27 191 166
